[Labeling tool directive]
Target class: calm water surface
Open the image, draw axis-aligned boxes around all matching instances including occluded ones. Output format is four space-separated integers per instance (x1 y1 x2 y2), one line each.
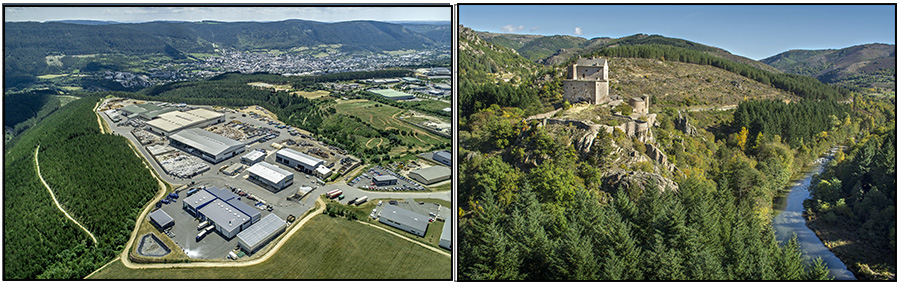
772 157 856 280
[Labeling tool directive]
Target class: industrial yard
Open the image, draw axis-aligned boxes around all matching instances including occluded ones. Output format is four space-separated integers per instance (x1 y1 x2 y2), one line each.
96 98 451 268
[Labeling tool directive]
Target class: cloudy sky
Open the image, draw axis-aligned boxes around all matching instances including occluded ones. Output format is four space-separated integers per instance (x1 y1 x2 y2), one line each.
4 6 450 23
460 4 896 60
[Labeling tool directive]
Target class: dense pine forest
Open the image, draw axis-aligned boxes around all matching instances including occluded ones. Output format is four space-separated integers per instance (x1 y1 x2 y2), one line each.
4 97 158 279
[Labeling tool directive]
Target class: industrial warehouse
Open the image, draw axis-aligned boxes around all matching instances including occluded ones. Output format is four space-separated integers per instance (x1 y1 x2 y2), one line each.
247 162 294 191
369 88 417 101
409 166 451 185
146 108 226 136
237 214 286 254
379 204 430 237
169 128 246 163
275 148 329 176
183 187 262 239
433 150 452 166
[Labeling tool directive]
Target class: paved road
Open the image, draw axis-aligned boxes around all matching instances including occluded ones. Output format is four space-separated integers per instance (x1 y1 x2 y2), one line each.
117 197 326 270
34 145 98 244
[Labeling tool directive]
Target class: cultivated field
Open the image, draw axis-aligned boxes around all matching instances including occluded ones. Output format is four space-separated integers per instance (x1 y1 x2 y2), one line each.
88 215 450 279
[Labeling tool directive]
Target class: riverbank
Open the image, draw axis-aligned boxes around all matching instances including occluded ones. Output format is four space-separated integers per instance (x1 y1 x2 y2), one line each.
772 151 857 280
805 213 896 280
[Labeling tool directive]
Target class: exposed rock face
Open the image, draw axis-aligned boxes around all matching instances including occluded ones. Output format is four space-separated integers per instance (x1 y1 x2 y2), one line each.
645 143 676 172
601 170 679 194
675 111 699 137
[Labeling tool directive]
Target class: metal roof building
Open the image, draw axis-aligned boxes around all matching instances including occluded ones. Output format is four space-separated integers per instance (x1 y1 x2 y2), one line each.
198 199 251 239
119 103 164 117
169 128 246 163
275 148 324 174
237 214 286 254
439 218 451 250
146 108 225 136
241 150 266 165
139 107 179 120
227 197 261 224
409 166 451 185
373 175 399 186
379 204 429 237
369 88 416 101
183 189 217 216
148 209 174 230
205 186 236 202
247 162 294 191
433 150 451 166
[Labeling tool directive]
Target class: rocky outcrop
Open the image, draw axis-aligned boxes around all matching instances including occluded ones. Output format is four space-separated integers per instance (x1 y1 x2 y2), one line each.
675 111 699 137
645 143 676 172
601 170 679 194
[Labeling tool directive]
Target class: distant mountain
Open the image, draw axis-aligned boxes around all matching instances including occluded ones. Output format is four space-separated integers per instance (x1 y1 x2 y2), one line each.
4 20 447 77
48 20 120 25
761 44 896 91
477 31 780 73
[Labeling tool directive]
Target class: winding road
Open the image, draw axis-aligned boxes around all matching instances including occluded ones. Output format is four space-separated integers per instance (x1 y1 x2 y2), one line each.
34 145 98 244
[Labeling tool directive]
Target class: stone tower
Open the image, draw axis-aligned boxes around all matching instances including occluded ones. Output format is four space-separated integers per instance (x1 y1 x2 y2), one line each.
628 95 651 115
563 57 610 105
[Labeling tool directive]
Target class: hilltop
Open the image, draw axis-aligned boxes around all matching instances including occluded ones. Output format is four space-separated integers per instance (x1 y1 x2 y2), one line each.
761 43 896 91
476 31 780 73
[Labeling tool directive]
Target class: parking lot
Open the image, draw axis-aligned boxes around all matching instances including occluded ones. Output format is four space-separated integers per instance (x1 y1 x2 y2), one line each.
349 166 425 191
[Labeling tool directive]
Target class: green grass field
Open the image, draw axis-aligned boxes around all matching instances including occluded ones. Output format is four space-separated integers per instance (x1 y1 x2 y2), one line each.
88 215 450 279
334 99 448 153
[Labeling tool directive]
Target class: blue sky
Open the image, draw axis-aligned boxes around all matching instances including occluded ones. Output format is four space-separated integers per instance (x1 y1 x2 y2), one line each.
459 5 896 60
4 6 450 23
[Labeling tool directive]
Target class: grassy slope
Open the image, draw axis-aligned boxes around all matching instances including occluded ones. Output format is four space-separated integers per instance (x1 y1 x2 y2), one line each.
88 215 450 279
608 57 796 108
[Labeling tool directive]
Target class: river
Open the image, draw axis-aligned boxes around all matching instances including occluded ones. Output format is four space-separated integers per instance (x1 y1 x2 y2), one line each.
772 152 856 280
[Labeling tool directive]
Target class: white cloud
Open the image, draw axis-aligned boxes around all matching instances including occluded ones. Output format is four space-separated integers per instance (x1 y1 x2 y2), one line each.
574 27 583 35
530 26 540 32
501 24 525 33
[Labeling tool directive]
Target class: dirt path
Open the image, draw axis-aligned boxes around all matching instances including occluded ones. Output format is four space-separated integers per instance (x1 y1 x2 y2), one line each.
34 145 98 244
115 197 326 270
94 100 107 134
413 132 427 144
376 138 384 148
355 221 450 258
365 138 376 148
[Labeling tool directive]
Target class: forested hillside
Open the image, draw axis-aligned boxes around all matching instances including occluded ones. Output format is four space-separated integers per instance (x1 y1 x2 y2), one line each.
457 27 886 280
762 43 896 92
4 97 157 279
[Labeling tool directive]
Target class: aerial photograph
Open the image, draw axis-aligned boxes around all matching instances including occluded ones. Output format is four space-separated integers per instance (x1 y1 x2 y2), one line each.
3 5 451 279
458 4 895 281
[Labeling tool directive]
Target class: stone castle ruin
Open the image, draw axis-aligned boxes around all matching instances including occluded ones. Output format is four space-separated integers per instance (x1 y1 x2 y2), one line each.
536 57 675 172
564 57 611 105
